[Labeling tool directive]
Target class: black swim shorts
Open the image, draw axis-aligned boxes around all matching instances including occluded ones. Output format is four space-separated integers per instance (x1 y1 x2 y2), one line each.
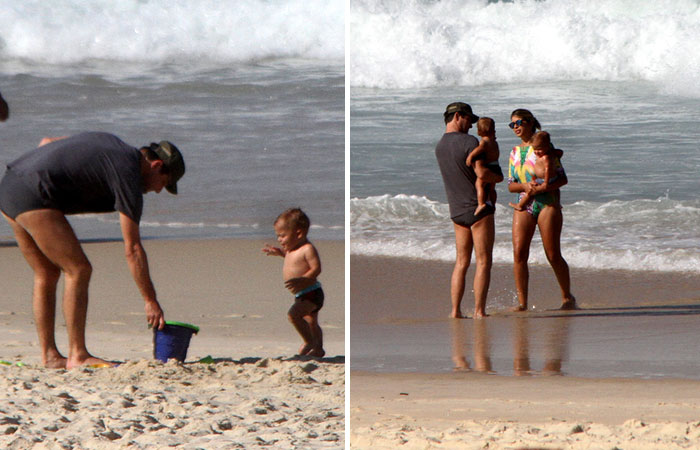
0 170 52 219
451 204 495 228
296 287 324 313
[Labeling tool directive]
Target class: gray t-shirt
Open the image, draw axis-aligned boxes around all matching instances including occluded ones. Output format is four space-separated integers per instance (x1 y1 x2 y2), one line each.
7 132 144 222
435 132 481 219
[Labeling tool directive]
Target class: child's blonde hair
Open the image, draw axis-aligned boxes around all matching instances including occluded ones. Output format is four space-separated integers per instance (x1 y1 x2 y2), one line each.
275 208 310 233
476 117 495 137
532 131 552 151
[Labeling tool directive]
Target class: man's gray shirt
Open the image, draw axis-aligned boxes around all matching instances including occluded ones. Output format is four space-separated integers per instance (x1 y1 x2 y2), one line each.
7 132 144 222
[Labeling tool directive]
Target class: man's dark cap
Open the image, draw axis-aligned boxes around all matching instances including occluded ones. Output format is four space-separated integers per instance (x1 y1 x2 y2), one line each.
445 102 479 122
154 141 185 194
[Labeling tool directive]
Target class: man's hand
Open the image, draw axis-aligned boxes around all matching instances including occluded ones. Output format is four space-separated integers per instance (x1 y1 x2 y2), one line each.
145 299 165 330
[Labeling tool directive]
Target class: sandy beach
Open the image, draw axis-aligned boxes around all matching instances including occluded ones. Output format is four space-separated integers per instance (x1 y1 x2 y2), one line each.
0 239 344 449
351 371 700 449
350 254 700 449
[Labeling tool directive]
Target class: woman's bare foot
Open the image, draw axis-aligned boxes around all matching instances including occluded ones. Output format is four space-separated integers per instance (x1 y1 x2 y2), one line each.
473 311 489 319
510 304 528 312
450 310 464 319
560 295 577 310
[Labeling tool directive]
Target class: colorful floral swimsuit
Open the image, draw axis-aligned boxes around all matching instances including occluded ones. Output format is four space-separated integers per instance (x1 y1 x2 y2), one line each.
508 145 565 220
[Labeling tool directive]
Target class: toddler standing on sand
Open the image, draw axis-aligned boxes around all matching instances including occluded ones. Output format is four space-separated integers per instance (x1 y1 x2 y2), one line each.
263 208 325 357
466 117 501 216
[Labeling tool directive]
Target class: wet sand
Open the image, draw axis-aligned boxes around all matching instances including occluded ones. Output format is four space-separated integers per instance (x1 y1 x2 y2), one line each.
351 254 700 448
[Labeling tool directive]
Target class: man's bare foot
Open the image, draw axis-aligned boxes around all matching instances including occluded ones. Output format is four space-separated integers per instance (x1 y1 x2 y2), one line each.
44 355 68 369
510 304 528 312
473 311 489 319
66 355 113 370
509 202 525 211
560 296 577 310
474 204 487 216
450 310 464 319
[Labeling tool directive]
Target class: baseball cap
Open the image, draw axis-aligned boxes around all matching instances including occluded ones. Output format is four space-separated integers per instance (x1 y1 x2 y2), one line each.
153 141 185 194
445 102 479 122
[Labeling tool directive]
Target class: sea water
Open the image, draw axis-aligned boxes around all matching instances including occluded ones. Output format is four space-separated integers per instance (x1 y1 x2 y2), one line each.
351 0 700 274
0 0 344 242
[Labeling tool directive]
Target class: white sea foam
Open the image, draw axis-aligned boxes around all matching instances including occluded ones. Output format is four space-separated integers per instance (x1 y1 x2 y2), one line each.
351 0 700 96
0 0 344 66
351 194 700 273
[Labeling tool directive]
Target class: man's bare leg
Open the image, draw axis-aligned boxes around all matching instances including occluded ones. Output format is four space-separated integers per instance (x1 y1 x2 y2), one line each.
471 214 494 318
450 222 473 318
4 213 66 368
13 209 110 368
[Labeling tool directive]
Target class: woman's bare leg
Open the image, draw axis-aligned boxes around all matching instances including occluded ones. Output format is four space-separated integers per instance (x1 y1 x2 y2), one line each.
511 210 537 311
538 207 576 309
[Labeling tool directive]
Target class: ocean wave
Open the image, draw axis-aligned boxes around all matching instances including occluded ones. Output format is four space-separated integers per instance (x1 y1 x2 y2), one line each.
351 0 700 96
0 0 343 66
351 194 700 273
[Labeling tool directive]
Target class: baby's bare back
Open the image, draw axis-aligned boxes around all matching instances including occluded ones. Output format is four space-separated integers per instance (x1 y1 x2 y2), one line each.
482 138 500 164
534 154 553 180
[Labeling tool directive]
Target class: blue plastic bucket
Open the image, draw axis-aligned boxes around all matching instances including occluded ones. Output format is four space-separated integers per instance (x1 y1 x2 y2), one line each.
153 321 199 362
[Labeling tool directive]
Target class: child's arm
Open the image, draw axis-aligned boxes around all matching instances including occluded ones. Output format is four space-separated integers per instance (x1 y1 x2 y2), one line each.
284 244 322 292
466 140 487 167
262 244 285 257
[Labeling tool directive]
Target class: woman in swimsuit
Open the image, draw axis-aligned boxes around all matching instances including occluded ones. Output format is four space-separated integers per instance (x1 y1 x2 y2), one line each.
508 109 576 311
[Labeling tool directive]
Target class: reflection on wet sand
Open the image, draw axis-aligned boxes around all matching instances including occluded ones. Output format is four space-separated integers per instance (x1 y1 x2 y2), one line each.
451 317 571 376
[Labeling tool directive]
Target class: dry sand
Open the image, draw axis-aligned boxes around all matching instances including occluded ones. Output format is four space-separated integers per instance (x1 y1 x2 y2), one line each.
0 239 345 449
350 254 700 449
351 371 700 449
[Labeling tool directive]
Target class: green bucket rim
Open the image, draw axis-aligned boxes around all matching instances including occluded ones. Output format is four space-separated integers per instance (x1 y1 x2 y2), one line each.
164 321 200 334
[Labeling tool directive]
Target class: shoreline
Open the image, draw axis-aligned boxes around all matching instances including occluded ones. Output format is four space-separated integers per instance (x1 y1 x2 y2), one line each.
351 254 700 320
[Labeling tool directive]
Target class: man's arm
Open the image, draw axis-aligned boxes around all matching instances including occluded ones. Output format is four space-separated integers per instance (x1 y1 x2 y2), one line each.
119 212 165 330
466 141 486 167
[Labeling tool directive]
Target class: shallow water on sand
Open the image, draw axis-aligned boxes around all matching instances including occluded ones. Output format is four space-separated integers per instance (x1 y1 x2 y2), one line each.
352 310 700 380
